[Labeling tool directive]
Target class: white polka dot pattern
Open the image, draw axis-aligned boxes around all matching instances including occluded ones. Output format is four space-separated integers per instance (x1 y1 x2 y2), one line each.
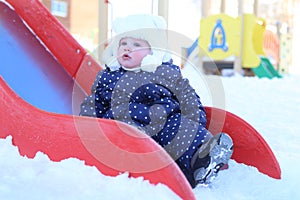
80 62 211 181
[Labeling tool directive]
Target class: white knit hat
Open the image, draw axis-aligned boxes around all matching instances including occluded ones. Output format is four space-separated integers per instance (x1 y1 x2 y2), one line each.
102 14 170 72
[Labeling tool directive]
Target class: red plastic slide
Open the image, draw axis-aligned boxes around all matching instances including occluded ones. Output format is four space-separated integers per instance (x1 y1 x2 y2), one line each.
0 0 280 199
0 76 195 199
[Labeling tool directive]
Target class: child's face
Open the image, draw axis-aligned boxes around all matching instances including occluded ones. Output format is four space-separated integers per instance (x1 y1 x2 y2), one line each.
117 37 151 69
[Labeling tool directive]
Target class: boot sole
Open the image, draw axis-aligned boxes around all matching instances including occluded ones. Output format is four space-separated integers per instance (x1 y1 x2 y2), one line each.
194 133 233 184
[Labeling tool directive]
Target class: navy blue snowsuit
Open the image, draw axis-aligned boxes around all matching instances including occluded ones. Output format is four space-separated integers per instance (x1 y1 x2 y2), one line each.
80 61 211 186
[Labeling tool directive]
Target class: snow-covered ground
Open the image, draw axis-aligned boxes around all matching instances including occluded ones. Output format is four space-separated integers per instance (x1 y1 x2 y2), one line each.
1 63 299 199
184 66 300 200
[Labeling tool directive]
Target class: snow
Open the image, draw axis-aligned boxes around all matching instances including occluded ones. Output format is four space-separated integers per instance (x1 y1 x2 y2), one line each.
183 67 300 199
0 138 180 200
1 64 300 199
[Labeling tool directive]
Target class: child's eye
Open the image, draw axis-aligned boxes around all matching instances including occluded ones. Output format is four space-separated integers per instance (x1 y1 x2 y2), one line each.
133 42 141 47
120 41 127 46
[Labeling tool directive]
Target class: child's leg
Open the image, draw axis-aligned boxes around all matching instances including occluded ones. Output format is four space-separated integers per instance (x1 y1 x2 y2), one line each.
172 131 213 188
191 133 233 185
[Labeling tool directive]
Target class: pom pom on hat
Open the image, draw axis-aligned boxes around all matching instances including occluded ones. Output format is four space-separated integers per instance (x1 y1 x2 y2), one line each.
102 14 169 72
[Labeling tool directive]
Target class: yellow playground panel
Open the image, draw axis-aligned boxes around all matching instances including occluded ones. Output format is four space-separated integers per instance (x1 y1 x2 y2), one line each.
199 13 266 68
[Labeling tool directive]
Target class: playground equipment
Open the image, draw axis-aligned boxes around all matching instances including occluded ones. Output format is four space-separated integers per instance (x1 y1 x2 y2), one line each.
0 0 281 199
198 13 282 78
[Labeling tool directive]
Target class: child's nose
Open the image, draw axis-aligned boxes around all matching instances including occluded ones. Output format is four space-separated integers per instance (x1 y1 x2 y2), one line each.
123 46 131 51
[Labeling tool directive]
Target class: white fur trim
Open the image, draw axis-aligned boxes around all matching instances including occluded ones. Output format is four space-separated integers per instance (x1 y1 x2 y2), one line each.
140 54 161 73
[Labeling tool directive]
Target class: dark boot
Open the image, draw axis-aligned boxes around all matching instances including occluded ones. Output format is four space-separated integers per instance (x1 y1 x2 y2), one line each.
191 132 234 185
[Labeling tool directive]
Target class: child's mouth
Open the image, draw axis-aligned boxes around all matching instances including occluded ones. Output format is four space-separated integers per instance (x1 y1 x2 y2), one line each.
122 53 131 60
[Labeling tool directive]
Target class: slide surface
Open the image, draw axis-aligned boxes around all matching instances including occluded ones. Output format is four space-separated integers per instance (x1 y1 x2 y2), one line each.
0 2 76 114
252 57 282 79
0 0 281 199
